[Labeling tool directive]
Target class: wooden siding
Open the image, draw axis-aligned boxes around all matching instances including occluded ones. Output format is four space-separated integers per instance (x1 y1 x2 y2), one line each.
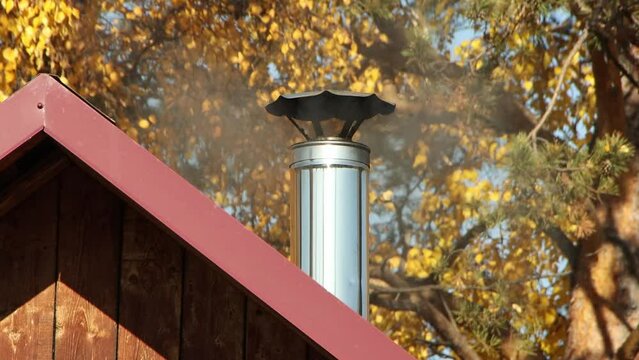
0 165 332 360
0 180 57 360
55 166 122 359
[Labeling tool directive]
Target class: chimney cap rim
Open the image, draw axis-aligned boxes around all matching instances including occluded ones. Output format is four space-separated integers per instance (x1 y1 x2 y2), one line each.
265 89 395 123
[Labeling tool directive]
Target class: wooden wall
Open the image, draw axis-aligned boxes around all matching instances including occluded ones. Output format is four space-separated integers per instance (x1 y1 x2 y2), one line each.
0 165 332 360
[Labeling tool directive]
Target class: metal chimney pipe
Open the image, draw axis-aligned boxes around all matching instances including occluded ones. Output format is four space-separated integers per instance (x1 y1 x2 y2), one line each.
266 91 395 318
290 139 370 316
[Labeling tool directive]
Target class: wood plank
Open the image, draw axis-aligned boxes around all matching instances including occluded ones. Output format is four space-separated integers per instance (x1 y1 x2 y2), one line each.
181 252 245 360
0 180 58 360
54 166 121 359
0 150 69 218
117 207 182 360
246 299 307 360
0 132 46 174
307 346 333 360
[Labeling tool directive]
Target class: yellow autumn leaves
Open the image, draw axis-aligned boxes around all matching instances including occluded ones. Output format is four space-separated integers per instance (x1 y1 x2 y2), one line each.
455 26 598 147
454 38 484 70
2 48 17 62
405 247 444 278
237 0 385 105
0 0 79 100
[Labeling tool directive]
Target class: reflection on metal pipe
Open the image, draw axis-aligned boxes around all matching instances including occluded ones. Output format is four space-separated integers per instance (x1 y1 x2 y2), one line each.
265 90 395 319
290 140 369 317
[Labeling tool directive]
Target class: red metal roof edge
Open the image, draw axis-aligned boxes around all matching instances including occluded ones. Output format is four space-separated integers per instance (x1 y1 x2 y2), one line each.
0 74 412 360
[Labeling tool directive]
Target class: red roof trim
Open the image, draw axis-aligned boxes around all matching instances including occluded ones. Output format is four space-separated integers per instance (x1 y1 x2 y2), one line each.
0 75 411 360
0 78 46 162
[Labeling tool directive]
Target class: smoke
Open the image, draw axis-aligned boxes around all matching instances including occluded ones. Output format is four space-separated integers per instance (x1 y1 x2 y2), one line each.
80 1 493 259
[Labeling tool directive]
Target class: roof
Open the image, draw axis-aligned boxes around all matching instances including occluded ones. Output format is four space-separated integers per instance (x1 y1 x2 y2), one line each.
0 74 412 360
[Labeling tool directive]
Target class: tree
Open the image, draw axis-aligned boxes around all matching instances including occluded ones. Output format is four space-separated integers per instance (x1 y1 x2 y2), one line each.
1 0 638 358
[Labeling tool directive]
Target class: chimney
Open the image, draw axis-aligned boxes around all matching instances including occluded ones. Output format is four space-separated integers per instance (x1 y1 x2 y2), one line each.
266 90 395 318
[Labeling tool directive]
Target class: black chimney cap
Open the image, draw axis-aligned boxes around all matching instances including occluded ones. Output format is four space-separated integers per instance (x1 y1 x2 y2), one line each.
265 90 395 140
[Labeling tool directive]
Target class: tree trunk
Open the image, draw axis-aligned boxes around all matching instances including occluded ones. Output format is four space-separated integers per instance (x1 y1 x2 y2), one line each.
565 44 639 360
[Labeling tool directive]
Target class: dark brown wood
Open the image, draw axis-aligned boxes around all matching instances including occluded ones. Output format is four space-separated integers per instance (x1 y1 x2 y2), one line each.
246 299 307 360
0 180 57 360
307 346 333 360
181 252 246 360
117 206 183 360
0 132 46 174
0 151 69 218
54 166 122 359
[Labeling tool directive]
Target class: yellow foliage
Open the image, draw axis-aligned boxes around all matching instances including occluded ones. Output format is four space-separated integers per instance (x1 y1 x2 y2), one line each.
0 2 581 358
413 153 427 168
138 119 150 129
523 80 533 91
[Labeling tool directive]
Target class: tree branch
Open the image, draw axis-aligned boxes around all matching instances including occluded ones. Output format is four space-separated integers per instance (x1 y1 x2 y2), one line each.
371 272 572 294
543 225 579 269
353 11 553 139
617 324 639 360
370 263 482 360
528 30 589 142
423 223 486 284
370 224 549 359
609 52 639 90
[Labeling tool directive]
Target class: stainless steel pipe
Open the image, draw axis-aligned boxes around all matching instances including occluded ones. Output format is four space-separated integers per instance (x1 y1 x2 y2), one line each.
290 139 369 318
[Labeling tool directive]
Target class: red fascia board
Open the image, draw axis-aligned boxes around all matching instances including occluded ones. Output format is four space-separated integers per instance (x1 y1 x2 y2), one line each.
0 74 412 360
0 79 45 162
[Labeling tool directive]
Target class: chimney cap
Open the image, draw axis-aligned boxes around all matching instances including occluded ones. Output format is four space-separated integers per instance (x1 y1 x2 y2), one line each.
265 90 395 140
